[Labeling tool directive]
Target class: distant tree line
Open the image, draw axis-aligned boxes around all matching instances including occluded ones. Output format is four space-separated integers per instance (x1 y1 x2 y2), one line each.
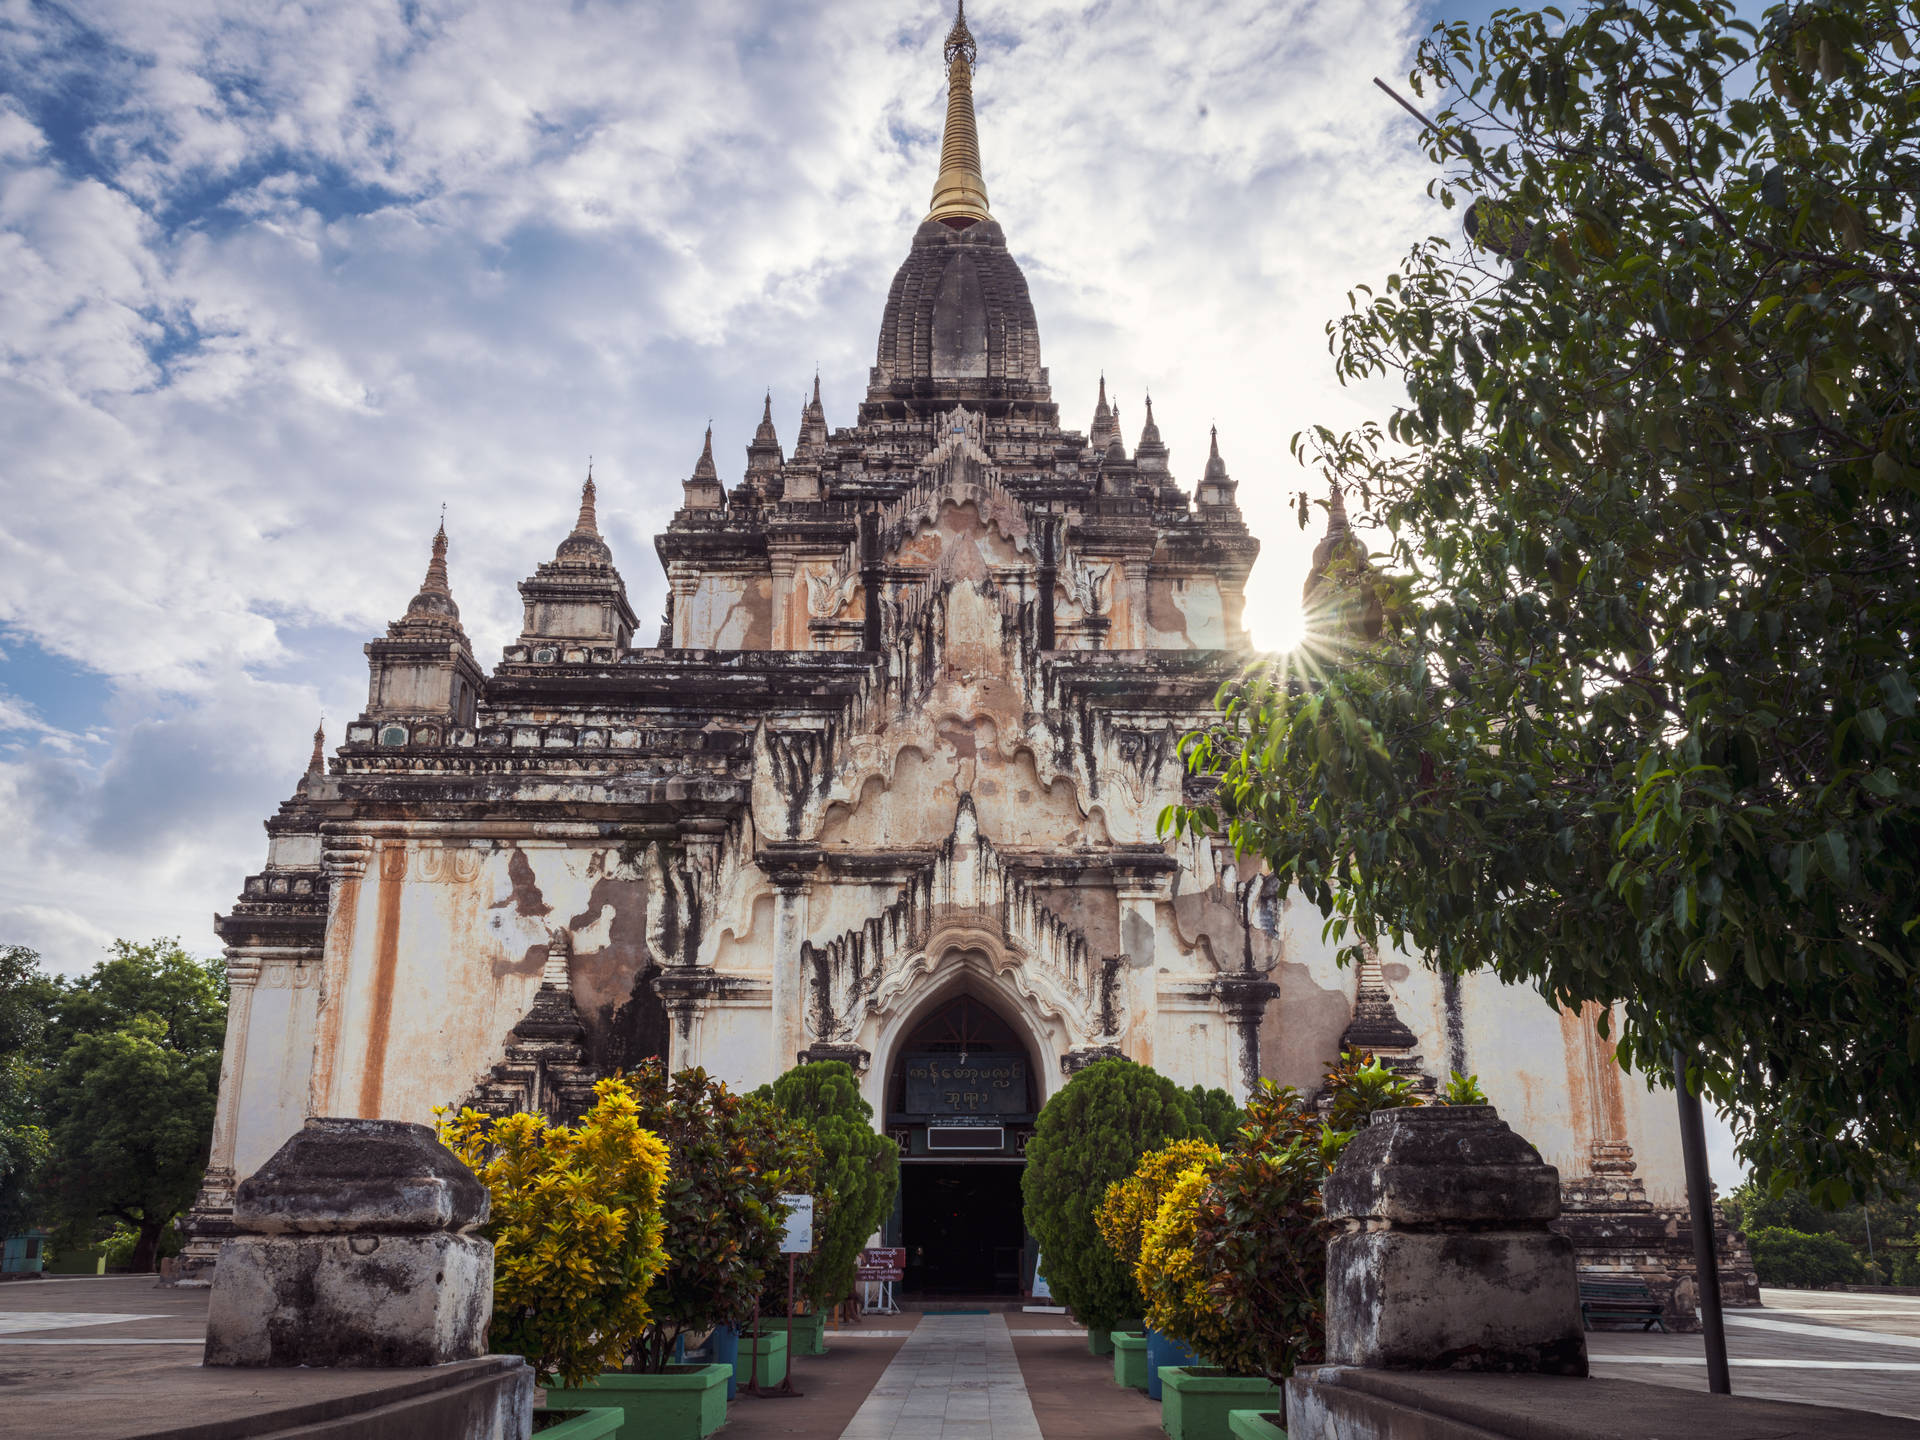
0 940 225 1272
1729 1176 1920 1289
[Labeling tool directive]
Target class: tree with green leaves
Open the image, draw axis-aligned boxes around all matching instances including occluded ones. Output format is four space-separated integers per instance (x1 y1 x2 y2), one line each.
758 1060 899 1312
626 1061 818 1371
0 946 55 1237
1170 0 1920 1198
1020 1058 1198 1332
34 940 226 1270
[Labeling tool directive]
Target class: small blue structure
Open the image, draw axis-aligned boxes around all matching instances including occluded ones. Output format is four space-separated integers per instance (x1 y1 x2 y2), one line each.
2 1231 48 1274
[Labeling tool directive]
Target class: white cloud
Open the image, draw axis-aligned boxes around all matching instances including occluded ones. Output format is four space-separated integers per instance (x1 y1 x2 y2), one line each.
0 0 1438 974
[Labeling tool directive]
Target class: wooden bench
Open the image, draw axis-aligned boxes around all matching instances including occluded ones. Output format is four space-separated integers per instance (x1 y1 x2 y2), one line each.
1579 1278 1667 1331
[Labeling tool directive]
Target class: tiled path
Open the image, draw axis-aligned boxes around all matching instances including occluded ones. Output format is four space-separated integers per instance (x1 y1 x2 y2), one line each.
837 1312 1042 1440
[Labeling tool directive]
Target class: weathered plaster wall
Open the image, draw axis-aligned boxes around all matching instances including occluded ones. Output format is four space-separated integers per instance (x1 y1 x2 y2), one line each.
309 841 651 1134
232 965 319 1178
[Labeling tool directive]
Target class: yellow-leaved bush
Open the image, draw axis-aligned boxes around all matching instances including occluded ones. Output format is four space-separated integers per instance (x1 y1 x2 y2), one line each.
1136 1155 1242 1366
439 1076 671 1387
1095 1137 1222 1280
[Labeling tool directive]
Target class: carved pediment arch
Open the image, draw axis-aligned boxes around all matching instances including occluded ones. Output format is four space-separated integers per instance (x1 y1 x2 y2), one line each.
799 794 1108 1052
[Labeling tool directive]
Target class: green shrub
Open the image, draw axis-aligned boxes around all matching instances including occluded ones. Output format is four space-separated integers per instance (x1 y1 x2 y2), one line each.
1749 1227 1866 1289
624 1062 818 1371
1021 1059 1196 1331
758 1060 899 1312
1182 1053 1423 1382
1184 1085 1244 1145
439 1077 672 1386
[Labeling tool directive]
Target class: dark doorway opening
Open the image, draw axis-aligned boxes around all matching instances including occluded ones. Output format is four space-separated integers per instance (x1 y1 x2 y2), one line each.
901 1162 1025 1295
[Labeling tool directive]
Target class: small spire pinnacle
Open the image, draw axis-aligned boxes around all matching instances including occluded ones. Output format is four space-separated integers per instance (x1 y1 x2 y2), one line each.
396 514 464 632
573 474 600 536
1327 480 1350 535
747 391 785 473
422 517 451 596
693 424 718 479
307 719 325 775
811 371 822 408
927 2 991 227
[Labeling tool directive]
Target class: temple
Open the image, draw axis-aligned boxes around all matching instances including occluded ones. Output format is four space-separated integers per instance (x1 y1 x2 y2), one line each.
189 4 1737 1313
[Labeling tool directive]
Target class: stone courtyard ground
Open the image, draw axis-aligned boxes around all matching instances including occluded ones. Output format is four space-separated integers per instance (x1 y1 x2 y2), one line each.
4 1280 1919 1437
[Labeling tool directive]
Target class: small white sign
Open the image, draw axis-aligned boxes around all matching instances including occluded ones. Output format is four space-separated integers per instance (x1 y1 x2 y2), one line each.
779 1193 815 1254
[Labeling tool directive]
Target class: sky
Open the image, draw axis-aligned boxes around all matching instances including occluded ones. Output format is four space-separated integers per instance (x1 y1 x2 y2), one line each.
0 0 1743 1173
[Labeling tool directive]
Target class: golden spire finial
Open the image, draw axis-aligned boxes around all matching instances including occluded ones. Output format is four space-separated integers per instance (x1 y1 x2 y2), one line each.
927 2 991 227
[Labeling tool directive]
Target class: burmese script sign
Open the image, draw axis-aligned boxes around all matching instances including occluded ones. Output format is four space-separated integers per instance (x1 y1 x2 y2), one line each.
857 1247 906 1282
903 1052 1027 1116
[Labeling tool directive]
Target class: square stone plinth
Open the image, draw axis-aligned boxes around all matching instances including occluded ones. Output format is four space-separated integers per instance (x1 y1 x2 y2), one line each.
204 1231 492 1368
1327 1229 1586 1375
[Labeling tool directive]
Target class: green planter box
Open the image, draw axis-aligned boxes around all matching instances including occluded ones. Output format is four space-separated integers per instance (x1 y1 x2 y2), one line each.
534 1407 623 1440
545 1364 730 1440
1088 1327 1115 1357
1227 1409 1286 1440
1112 1332 1148 1390
736 1328 789 1388
762 1311 827 1355
1160 1368 1281 1440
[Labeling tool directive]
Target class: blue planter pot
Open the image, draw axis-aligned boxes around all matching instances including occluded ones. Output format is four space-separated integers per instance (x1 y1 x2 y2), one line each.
679 1324 740 1399
1146 1327 1198 1401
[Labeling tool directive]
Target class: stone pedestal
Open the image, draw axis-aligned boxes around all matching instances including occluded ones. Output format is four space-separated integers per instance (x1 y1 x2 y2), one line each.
205 1116 494 1368
1323 1104 1587 1376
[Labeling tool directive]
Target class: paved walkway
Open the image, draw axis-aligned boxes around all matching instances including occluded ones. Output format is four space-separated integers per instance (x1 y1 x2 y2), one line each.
837 1312 1042 1440
1586 1288 1920 1421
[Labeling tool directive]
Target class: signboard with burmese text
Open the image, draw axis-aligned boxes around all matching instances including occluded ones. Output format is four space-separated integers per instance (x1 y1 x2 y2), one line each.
902 1052 1027 1116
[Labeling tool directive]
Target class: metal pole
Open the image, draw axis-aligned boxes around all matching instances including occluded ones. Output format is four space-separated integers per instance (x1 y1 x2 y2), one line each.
781 1251 803 1396
1672 1047 1731 1395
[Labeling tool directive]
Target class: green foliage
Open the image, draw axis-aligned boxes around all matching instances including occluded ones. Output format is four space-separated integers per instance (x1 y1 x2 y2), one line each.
1440 1071 1488 1106
1726 1172 1920 1283
440 1077 672 1387
0 945 54 1236
0 1055 48 1238
1186 1082 1340 1381
1730 1181 1824 1236
1154 1054 1423 1381
757 1060 900 1312
1137 1158 1240 1366
100 1219 183 1271
34 940 225 1271
1184 1084 1245 1146
1321 1052 1423 1135
42 940 227 1057
626 1061 817 1371
1749 1226 1868 1288
1168 0 1920 1196
1021 1059 1196 1331
0 944 58 1061
39 1016 221 1271
1096 1138 1223 1278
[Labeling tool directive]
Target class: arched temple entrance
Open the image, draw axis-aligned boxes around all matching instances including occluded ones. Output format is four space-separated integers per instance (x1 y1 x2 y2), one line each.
882 991 1039 1296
